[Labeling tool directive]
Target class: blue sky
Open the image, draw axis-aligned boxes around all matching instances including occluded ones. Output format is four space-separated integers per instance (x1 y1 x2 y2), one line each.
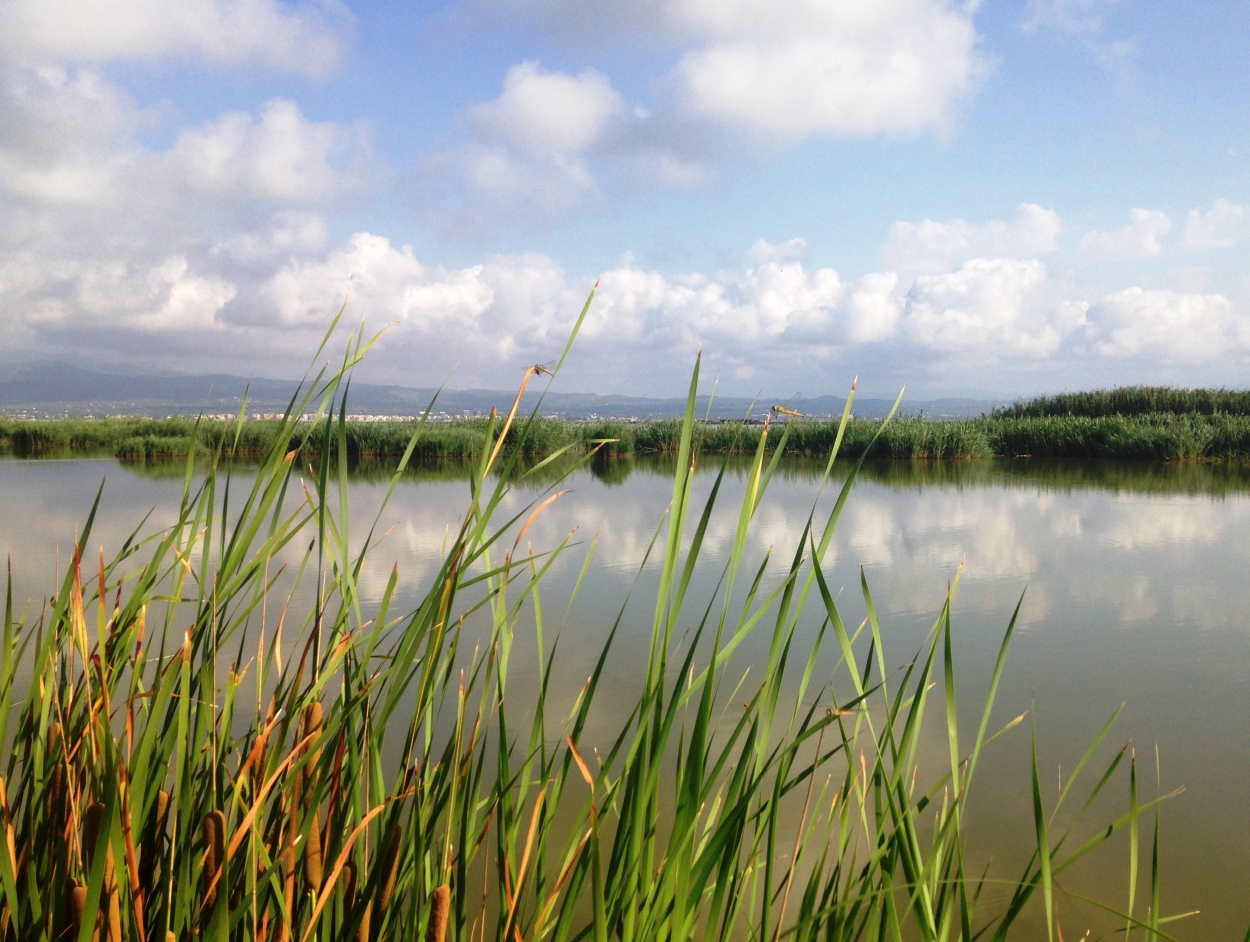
1 0 1248 399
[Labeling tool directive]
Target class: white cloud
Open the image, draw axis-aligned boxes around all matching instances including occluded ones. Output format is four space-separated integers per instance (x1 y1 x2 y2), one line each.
461 146 598 217
469 61 627 159
845 272 902 344
494 1 988 145
1 0 348 78
28 255 236 331
667 1 987 144
0 65 378 361
264 232 494 330
1087 287 1244 362
0 68 365 215
901 258 1086 357
455 63 621 217
746 237 808 264
1079 208 1171 259
883 203 1063 275
0 66 147 206
617 148 711 188
451 61 702 220
214 213 330 265
598 259 845 348
448 1 986 218
169 100 362 202
1184 199 1248 250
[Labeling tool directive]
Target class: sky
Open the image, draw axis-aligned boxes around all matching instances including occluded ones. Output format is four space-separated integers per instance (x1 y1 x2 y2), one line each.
1 0 1248 400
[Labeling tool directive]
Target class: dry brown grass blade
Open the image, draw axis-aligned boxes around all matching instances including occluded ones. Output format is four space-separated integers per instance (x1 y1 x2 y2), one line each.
0 778 16 878
534 829 592 932
502 785 547 942
511 490 570 557
565 737 594 792
239 708 285 784
483 365 549 477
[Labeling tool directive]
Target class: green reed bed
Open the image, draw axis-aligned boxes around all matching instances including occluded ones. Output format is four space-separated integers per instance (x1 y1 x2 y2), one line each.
982 414 1250 460
997 386 1250 419
14 403 1250 463
114 435 204 462
0 305 1192 941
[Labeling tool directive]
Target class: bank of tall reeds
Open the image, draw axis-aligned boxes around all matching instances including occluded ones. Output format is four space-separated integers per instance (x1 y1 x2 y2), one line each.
0 303 1191 940
996 386 1250 418
14 402 1250 464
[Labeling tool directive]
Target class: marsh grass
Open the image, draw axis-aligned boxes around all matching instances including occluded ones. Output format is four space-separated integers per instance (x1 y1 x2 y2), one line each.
0 300 1193 940
997 386 1250 418
13 404 1250 463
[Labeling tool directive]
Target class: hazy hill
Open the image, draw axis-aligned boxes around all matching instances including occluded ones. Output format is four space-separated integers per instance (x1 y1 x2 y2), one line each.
0 360 1001 420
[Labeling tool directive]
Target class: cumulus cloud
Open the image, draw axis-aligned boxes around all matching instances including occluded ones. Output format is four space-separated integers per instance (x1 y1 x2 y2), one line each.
169 100 364 202
1184 199 1248 250
0 67 365 214
446 1 988 220
23 255 236 332
1079 208 1171 259
7 208 1250 395
469 61 627 159
590 256 845 349
264 233 494 330
255 235 866 387
1086 287 1244 362
0 65 147 206
213 213 330 266
491 0 988 145
901 258 1087 358
1 0 348 78
0 64 372 365
454 64 615 218
845 273 903 344
665 1 987 145
445 61 702 224
883 203 1063 275
746 237 808 264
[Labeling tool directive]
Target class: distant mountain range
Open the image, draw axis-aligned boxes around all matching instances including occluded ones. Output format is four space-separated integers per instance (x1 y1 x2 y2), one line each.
0 361 1004 421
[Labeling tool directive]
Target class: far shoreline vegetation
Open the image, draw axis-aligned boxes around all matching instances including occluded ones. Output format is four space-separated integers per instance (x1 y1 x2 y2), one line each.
9 385 1250 463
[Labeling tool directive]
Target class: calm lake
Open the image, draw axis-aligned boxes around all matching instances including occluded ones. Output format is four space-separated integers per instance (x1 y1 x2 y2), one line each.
3 453 1248 937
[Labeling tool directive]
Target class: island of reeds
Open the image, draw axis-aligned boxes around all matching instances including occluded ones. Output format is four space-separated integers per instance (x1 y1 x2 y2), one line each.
9 384 1250 463
0 311 1197 940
